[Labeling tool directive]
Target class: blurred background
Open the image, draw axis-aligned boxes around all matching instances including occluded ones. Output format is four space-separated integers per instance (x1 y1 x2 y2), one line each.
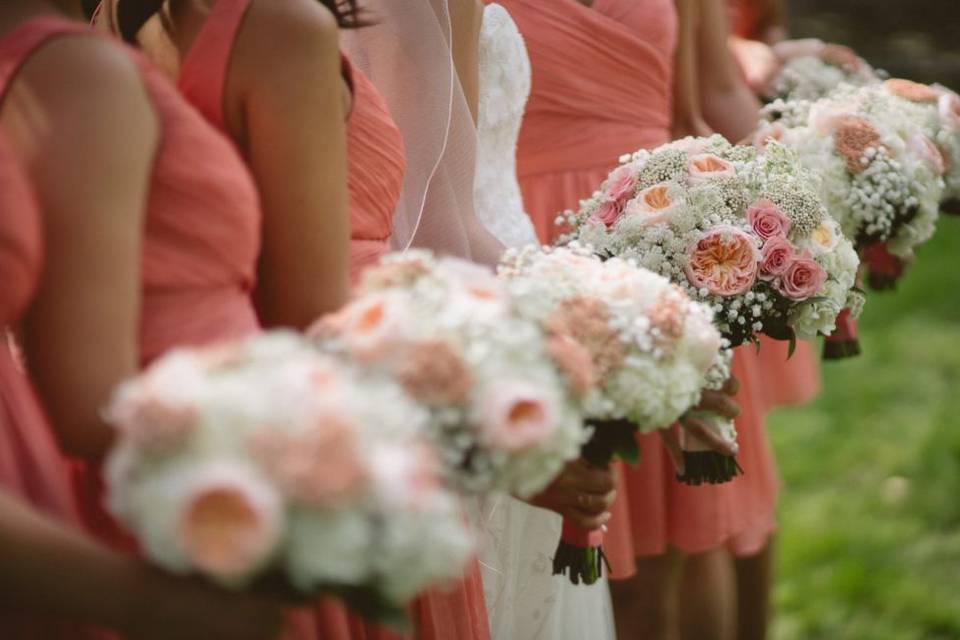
786 0 960 86
771 5 960 639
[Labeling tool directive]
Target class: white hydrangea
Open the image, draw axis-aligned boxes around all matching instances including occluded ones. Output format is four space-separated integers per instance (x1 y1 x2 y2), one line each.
105 331 473 609
499 244 724 432
314 251 588 498
767 82 944 261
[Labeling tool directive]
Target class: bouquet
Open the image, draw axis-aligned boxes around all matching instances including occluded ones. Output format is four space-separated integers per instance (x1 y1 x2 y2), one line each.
762 80 945 290
498 244 724 583
870 78 960 213
105 332 474 626
930 84 960 210
310 251 589 500
561 134 861 453
763 39 876 103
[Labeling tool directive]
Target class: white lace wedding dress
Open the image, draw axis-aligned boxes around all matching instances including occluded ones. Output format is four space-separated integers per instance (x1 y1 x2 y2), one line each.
473 6 617 639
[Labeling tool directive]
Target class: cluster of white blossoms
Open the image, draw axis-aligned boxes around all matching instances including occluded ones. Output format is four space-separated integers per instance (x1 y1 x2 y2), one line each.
105 331 473 609
765 53 877 103
561 135 860 344
311 251 588 499
764 80 946 260
498 244 723 431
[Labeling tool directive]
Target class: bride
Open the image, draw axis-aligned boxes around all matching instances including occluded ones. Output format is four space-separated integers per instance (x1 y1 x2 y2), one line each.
344 2 617 637
473 4 617 639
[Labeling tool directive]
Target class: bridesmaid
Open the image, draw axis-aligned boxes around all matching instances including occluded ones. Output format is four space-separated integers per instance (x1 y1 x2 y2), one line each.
0 3 281 637
695 5 795 640
495 2 771 639
92 0 496 638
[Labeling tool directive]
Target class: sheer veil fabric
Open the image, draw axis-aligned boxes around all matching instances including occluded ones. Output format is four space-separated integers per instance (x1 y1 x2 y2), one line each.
472 6 615 638
341 0 493 263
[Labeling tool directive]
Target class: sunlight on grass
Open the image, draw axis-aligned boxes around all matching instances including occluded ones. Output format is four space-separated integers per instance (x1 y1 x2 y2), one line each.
768 216 960 640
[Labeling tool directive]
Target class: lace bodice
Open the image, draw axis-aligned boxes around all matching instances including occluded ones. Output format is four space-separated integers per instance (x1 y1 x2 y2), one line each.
474 4 538 248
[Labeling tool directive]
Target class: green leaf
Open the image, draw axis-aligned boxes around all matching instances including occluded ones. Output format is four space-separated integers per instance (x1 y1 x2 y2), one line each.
614 438 641 467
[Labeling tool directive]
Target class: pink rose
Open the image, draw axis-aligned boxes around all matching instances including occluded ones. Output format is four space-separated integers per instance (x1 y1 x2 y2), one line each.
670 137 711 155
479 382 558 452
333 294 406 362
395 339 472 406
687 154 736 185
250 412 370 508
939 91 960 132
177 472 282 581
590 198 624 228
808 101 857 137
833 116 884 174
908 134 946 176
545 297 625 377
758 235 796 281
771 38 826 61
752 122 785 150
884 78 938 104
820 44 867 71
775 252 827 301
603 164 638 204
624 184 680 226
685 226 761 296
120 397 198 454
546 334 598 397
747 200 792 240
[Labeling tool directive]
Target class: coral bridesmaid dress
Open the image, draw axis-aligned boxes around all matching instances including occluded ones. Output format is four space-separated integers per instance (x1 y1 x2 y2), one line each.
0 127 101 639
500 0 778 575
173 2 488 638
176 0 404 283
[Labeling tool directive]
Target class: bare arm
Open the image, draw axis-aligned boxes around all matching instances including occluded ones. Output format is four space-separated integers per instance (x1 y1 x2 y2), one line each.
672 0 712 138
237 0 350 329
0 488 283 639
2 38 153 460
696 0 762 142
0 36 282 639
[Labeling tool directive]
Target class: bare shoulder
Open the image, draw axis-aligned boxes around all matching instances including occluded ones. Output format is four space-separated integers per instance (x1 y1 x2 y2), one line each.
10 34 153 126
2 33 157 182
242 0 339 62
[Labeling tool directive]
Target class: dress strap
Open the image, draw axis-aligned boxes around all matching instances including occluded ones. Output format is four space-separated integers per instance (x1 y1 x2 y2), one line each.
0 17 97 105
178 0 254 134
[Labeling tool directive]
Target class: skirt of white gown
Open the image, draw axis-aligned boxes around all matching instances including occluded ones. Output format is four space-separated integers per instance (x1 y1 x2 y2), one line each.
474 496 617 640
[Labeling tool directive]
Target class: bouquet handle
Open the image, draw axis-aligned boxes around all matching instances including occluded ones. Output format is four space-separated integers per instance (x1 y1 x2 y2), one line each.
822 308 860 360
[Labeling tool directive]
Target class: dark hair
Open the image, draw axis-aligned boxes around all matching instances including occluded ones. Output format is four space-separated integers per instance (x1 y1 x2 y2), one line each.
91 1 367 44
321 0 367 29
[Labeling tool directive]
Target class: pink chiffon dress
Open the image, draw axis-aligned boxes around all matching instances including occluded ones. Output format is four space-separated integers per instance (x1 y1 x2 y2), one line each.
173 2 489 639
500 0 778 575
0 124 101 639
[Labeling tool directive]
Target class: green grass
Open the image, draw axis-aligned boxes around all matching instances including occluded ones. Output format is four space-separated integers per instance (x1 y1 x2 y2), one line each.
769 215 960 640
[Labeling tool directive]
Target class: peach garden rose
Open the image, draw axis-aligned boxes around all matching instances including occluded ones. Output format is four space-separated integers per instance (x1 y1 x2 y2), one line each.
685 226 761 296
